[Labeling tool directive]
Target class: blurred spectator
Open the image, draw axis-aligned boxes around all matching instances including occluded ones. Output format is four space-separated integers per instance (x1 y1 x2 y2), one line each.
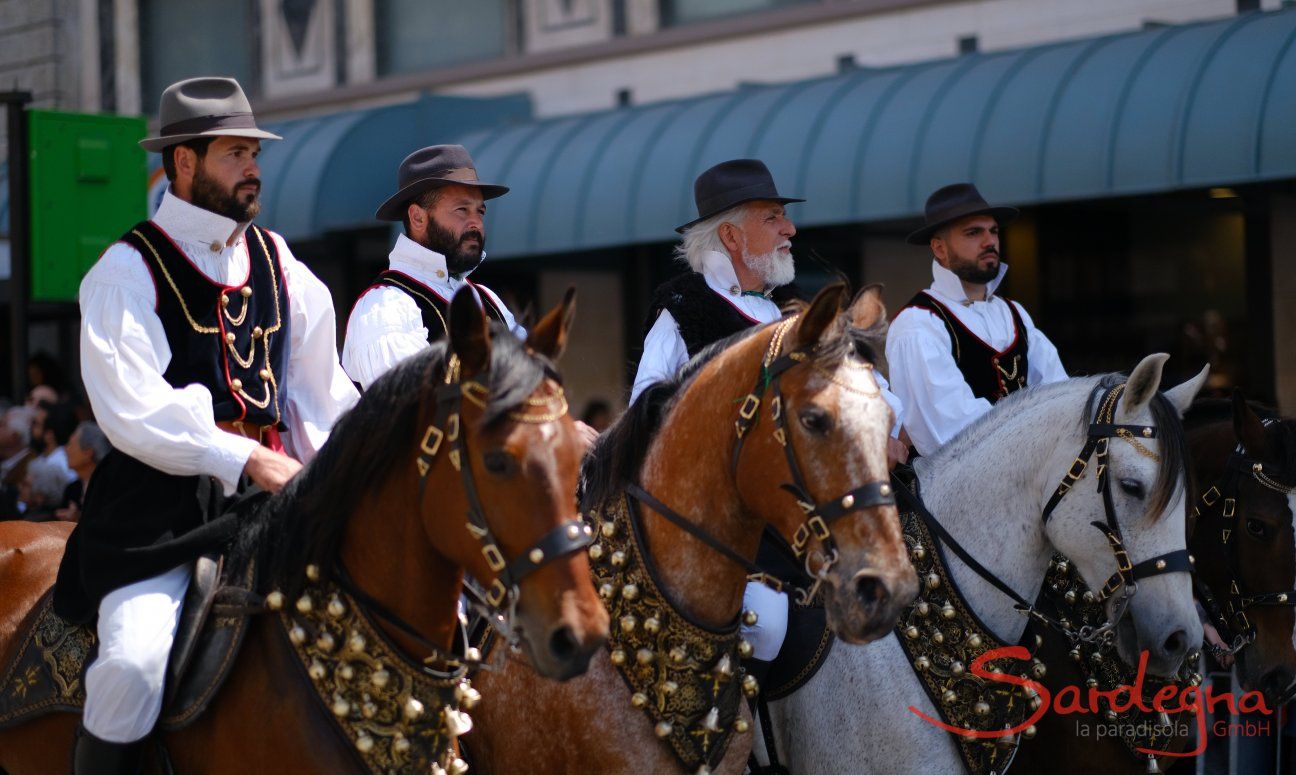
26 384 58 409
56 421 112 522
19 457 68 521
581 399 614 433
27 351 68 396
0 406 36 519
32 400 79 484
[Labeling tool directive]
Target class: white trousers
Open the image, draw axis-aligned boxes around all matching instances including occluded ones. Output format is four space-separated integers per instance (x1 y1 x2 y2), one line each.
740 581 789 662
83 564 191 743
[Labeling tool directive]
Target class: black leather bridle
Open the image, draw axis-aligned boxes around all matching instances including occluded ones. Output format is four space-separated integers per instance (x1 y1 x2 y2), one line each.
627 316 896 604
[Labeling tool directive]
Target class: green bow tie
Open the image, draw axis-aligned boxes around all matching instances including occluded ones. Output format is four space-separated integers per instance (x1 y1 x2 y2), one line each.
741 290 770 299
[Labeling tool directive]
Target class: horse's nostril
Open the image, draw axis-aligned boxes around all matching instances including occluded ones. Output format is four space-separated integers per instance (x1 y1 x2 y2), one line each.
1162 629 1188 660
853 572 890 611
549 625 579 662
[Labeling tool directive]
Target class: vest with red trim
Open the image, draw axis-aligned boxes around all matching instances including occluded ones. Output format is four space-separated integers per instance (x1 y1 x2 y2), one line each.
901 291 1029 403
644 272 798 358
369 270 507 343
121 220 289 426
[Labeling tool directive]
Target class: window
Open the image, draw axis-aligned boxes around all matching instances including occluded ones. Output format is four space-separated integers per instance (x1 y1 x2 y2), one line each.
375 0 510 76
660 0 815 27
139 0 258 108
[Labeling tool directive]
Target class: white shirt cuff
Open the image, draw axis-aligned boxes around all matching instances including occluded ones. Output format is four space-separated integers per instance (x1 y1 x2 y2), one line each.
203 433 261 495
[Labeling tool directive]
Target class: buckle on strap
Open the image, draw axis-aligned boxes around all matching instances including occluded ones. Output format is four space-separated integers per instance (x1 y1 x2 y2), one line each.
735 394 761 438
1202 485 1221 506
747 572 786 594
1065 457 1088 482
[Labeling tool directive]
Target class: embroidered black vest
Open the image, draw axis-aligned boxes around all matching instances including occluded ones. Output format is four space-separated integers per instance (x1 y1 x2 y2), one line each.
121 221 289 426
902 291 1029 403
371 270 507 343
644 272 797 358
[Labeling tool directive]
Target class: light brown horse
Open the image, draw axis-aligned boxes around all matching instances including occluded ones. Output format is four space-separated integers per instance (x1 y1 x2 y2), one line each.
467 284 918 774
1015 394 1296 773
0 289 610 773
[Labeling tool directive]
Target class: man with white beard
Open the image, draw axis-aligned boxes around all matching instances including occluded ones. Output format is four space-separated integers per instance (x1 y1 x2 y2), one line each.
631 158 906 687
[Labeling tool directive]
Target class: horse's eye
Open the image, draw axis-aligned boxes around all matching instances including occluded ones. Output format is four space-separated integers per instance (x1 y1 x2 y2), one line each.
483 451 516 476
1118 478 1145 499
1246 518 1269 540
798 407 832 435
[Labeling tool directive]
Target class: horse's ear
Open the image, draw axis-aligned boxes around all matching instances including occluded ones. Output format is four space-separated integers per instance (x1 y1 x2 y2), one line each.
527 287 577 361
1232 389 1268 457
846 284 887 331
1117 353 1170 419
792 283 847 350
449 287 491 376
1162 362 1210 417
517 301 537 332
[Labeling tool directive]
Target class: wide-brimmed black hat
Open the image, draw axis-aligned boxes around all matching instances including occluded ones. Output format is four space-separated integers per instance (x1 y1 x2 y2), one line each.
375 145 509 221
139 77 281 153
906 183 1018 245
676 159 804 233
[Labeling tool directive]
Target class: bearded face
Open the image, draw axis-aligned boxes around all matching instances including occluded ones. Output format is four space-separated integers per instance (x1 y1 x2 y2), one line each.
419 216 486 275
935 215 1001 285
191 162 261 223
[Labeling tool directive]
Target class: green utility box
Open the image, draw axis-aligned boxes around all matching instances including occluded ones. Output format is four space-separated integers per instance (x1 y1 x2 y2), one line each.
28 110 147 301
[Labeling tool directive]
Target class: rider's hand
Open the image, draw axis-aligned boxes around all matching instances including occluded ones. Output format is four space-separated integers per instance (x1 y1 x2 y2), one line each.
1203 620 1234 668
242 446 303 494
574 420 600 450
886 437 910 470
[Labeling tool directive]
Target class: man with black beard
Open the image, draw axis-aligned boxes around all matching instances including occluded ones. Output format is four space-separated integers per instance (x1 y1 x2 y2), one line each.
55 77 358 772
344 144 523 390
887 183 1067 457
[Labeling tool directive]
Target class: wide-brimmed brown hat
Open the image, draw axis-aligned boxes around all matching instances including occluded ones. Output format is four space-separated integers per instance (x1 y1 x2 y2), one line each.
906 183 1018 245
375 145 509 221
139 77 281 153
676 159 803 233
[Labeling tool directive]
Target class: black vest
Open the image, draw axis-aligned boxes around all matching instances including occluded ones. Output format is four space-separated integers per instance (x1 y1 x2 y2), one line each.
370 270 508 343
644 272 797 358
902 291 1030 403
121 220 289 426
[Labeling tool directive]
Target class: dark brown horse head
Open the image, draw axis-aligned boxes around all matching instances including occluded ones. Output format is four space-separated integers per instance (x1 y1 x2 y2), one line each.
1194 393 1296 703
728 284 917 643
428 287 609 680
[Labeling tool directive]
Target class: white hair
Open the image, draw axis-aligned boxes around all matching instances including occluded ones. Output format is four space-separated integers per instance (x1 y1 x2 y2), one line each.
4 406 33 446
673 204 757 272
74 421 112 464
25 457 67 506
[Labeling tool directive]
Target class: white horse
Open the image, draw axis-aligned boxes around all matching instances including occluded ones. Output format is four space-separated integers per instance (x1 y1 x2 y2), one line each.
765 354 1208 774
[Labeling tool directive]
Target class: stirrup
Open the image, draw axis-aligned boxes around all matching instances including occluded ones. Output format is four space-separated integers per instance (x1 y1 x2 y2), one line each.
71 724 145 775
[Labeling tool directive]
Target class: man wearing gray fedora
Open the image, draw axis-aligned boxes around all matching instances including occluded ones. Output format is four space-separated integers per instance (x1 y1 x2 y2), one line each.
343 144 523 390
887 183 1067 457
53 76 358 772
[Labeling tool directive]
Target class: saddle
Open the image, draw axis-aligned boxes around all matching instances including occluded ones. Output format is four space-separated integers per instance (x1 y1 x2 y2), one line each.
0 552 259 732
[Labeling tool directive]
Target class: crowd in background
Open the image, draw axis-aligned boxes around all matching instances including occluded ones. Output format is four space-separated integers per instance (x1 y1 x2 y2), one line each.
0 352 112 524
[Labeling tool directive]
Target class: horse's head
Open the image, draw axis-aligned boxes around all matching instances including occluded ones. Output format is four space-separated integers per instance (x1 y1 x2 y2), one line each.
729 284 917 643
422 288 609 680
1200 394 1296 703
1044 354 1206 677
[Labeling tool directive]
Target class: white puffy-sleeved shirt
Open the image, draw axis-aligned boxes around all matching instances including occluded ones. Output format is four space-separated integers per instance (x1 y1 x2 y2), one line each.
342 234 523 390
886 260 1068 457
78 189 360 496
630 251 904 435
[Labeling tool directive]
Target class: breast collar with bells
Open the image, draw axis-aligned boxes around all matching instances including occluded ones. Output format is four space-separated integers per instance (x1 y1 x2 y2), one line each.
626 315 896 604
335 352 595 667
1192 418 1296 670
893 382 1192 647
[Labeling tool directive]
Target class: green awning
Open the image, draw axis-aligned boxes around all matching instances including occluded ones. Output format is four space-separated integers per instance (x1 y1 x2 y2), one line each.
452 8 1296 258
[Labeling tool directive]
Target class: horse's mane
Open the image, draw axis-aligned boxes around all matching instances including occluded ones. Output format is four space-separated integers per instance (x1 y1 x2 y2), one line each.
231 324 552 592
581 309 878 510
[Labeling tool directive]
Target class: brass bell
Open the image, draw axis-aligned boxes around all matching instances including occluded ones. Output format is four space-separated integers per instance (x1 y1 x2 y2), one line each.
332 696 351 717
712 653 734 678
371 668 389 689
444 708 473 737
1031 661 1047 679
916 601 931 617
1086 678 1099 689
738 639 754 658
1091 652 1103 664
306 564 321 581
927 573 941 590
327 597 346 618
610 550 627 567
941 603 956 620
659 680 679 696
741 674 760 697
317 632 336 652
1064 590 1077 604
403 697 424 720
932 631 945 644
1105 710 1118 721
622 583 640 601
655 721 674 738
671 646 689 663
742 610 759 627
599 583 616 600
967 634 983 649
914 656 931 672
644 616 662 634
1189 672 1202 687
1069 648 1082 662
338 664 354 681
1030 695 1042 711
609 648 627 666
734 718 750 733
455 684 482 710
393 734 410 754
636 648 654 665
974 701 990 716
355 734 374 753
620 615 638 633
631 692 648 708
950 660 965 675
905 626 920 640
1082 591 1096 604
601 521 617 538
942 689 958 705
308 660 326 681
296 594 313 614
448 759 469 775
1024 725 1037 739
1056 560 1069 574
266 591 285 610
589 544 605 562
348 632 366 653
701 707 722 733
289 625 307 645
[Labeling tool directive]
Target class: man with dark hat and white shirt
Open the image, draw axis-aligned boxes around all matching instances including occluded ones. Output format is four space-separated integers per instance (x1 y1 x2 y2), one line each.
53 76 358 772
343 144 522 390
887 183 1067 457
632 158 907 684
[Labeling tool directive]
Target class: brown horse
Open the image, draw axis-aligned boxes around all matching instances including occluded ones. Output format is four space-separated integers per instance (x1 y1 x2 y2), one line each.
0 289 610 773
1015 393 1296 773
466 284 918 774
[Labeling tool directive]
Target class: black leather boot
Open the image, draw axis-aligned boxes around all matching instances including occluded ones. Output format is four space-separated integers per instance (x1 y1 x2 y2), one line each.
71 724 144 775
